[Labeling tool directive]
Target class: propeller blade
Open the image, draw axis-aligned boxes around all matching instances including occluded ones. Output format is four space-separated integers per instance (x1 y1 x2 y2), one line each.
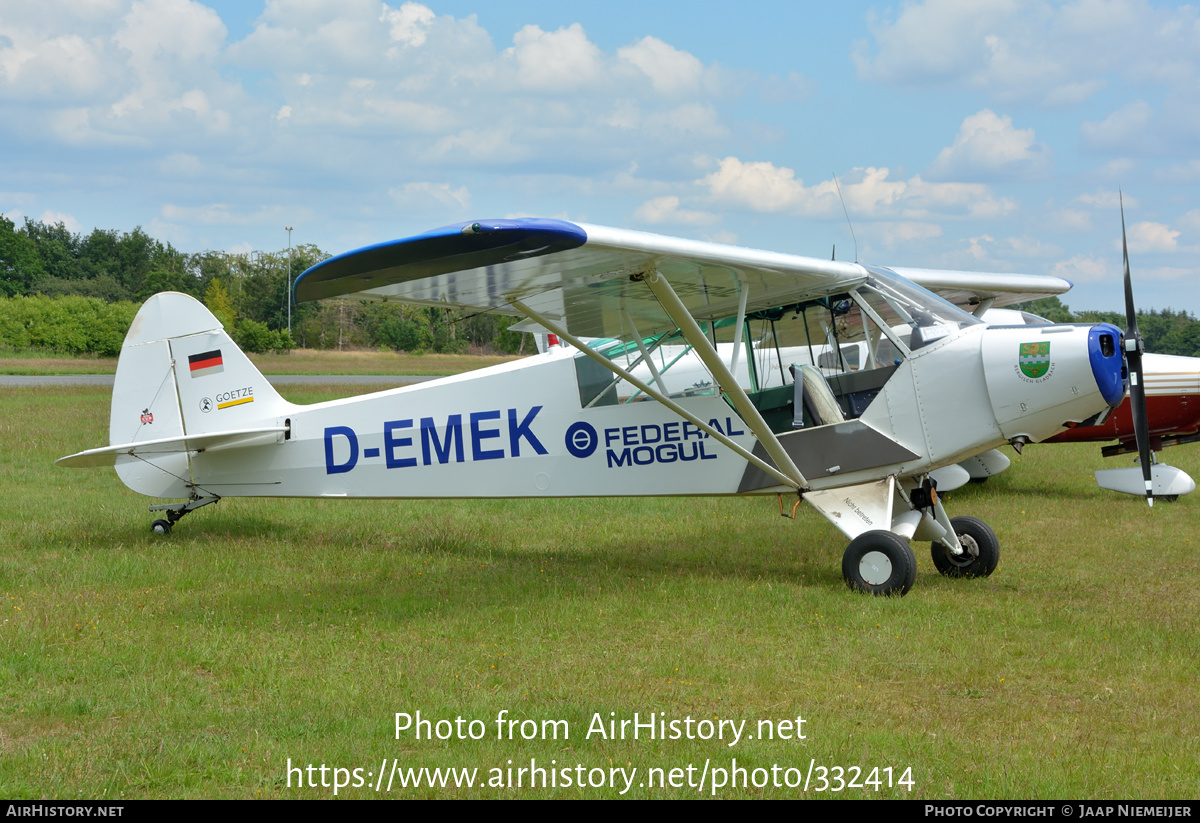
1120 194 1153 507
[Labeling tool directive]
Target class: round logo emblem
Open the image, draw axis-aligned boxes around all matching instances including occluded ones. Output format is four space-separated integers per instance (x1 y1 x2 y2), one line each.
199 397 213 413
564 422 598 458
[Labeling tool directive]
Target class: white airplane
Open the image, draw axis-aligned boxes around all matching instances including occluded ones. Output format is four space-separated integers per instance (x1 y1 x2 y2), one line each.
57 217 1151 597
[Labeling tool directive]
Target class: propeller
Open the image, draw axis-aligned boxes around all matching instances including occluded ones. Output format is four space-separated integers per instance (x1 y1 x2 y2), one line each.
1120 194 1154 507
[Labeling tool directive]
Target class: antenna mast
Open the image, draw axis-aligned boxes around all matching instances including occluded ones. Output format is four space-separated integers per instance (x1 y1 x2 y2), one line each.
832 173 858 263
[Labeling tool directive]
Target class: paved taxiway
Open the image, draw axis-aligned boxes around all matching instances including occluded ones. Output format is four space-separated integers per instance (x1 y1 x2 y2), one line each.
0 374 436 387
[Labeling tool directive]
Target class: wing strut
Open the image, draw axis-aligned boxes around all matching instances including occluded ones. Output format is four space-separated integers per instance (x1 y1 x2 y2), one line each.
508 299 802 492
729 275 749 376
624 312 669 396
642 270 809 490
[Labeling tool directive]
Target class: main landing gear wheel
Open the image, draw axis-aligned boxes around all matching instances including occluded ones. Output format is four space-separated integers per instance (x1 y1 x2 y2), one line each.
151 519 172 536
842 530 917 597
931 516 999 578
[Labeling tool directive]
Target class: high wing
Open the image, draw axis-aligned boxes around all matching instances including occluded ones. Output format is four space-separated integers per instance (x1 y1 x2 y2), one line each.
897 267 1070 314
294 219 1071 338
295 219 865 340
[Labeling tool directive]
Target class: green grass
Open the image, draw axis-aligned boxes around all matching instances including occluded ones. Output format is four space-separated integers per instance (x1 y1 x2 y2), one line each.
0 352 119 375
2 385 1197 799
0 349 526 377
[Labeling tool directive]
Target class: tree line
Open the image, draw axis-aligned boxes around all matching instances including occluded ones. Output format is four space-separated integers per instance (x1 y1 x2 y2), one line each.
1017 297 1200 358
0 216 532 356
3 216 1200 357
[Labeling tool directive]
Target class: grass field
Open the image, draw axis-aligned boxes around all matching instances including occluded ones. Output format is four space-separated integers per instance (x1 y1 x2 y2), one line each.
2 384 1197 799
0 349 524 377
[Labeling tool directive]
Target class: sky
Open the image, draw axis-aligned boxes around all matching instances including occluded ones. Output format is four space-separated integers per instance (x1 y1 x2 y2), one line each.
2 0 1199 313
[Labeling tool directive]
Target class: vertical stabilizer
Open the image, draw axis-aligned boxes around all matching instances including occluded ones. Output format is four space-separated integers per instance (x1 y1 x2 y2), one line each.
110 292 291 498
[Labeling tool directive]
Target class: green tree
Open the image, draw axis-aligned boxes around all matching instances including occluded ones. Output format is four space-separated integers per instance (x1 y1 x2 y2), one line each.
204 279 236 330
137 268 201 301
24 219 79 282
1016 296 1073 323
0 216 45 297
235 318 278 353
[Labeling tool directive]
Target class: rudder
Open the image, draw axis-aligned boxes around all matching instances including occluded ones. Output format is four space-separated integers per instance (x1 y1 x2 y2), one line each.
110 292 290 497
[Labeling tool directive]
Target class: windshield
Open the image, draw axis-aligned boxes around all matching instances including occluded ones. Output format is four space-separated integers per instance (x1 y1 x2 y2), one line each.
854 266 982 350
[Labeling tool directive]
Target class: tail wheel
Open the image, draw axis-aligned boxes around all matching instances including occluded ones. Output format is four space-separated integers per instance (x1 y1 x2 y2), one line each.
842 530 917 597
931 516 999 578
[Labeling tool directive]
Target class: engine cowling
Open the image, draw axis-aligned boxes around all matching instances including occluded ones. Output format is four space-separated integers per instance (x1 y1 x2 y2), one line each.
980 323 1125 442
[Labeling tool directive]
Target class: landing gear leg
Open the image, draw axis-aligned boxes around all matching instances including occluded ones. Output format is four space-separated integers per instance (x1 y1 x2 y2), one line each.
930 516 999 578
148 494 220 535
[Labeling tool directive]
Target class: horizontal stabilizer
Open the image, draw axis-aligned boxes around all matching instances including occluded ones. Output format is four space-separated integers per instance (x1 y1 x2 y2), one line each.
57 426 287 468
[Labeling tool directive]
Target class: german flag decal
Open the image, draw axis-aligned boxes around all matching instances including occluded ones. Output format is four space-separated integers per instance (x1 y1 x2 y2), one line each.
188 349 224 378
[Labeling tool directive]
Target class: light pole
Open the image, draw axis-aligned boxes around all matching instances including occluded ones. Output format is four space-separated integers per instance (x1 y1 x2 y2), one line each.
285 226 293 335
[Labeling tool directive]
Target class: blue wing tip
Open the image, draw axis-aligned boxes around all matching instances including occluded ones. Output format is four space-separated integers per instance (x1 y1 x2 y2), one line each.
294 218 587 300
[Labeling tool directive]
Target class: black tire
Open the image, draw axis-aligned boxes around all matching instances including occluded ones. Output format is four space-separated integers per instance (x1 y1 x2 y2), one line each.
151 519 172 536
842 530 917 596
931 516 998 578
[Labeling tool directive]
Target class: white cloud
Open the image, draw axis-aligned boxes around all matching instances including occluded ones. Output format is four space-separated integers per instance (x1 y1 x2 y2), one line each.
505 23 602 91
381 2 435 49
854 0 1200 109
701 229 738 245
0 31 114 100
617 36 704 95
113 0 227 71
758 71 815 104
634 196 716 225
1076 189 1136 209
1153 160 1200 184
1125 221 1179 253
927 109 1051 181
0 0 251 147
160 203 303 225
873 222 944 247
1094 158 1137 180
1047 209 1093 232
429 126 529 165
1052 254 1111 282
1 0 763 196
39 209 81 232
1005 236 1063 257
389 182 471 210
1177 209 1200 233
1080 99 1157 153
157 151 203 176
702 156 824 213
1140 266 1193 280
642 103 725 140
964 234 995 261
701 157 1014 220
